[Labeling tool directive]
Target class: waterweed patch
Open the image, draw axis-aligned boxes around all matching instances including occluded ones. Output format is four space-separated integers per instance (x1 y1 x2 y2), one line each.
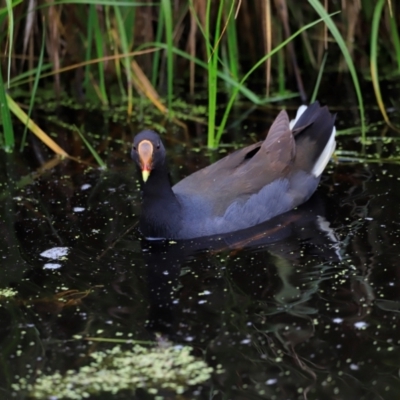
0 288 17 299
13 344 217 399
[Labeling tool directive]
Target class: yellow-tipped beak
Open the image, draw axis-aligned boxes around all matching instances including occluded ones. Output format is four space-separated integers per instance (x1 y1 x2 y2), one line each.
142 169 150 182
138 140 153 183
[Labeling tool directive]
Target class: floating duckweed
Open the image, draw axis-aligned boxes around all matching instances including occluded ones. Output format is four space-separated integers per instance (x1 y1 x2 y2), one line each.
13 344 214 399
0 288 17 298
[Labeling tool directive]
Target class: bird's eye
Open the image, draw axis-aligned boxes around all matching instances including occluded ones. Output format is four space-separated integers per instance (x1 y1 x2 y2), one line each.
132 146 137 151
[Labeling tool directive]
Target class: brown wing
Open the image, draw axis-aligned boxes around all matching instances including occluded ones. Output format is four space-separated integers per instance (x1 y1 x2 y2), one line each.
173 110 295 215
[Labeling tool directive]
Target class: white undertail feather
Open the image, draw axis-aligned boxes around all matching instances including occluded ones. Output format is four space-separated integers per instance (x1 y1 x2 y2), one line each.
289 104 336 178
312 126 336 177
289 105 308 130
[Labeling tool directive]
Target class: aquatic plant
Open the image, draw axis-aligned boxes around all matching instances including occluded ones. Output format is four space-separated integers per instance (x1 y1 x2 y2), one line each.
0 288 17 299
13 344 216 399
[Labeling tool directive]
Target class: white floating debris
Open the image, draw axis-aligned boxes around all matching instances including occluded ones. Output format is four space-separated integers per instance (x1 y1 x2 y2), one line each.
40 247 69 260
73 207 85 213
349 363 359 370
266 378 277 385
81 184 91 191
43 263 62 270
333 318 343 324
354 321 368 330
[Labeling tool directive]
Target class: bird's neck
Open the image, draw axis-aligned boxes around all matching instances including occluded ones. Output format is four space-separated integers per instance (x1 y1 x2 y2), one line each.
140 168 182 238
141 168 176 202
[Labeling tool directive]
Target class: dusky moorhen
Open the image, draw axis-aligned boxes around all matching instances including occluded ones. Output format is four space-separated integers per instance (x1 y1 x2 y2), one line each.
132 101 336 239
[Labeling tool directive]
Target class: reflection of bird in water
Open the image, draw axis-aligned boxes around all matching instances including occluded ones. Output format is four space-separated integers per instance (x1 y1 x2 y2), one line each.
141 193 341 336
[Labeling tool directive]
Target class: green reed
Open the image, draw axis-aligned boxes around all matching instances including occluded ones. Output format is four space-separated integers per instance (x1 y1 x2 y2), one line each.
370 0 400 130
0 67 14 152
20 25 46 152
92 5 108 105
309 0 366 141
114 4 133 114
215 12 340 146
161 0 174 113
388 4 400 73
0 0 399 154
310 51 328 104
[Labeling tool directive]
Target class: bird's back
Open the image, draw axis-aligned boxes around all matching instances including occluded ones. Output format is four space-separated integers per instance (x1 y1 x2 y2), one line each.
172 102 336 239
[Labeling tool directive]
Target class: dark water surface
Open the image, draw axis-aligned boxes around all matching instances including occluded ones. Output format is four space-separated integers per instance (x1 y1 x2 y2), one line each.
1 103 400 400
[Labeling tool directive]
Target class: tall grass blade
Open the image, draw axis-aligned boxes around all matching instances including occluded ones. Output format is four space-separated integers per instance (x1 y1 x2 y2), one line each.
277 25 286 95
161 0 174 112
20 25 46 152
84 4 96 98
310 51 328 103
7 95 68 156
144 43 296 104
9 49 159 89
262 0 272 96
214 12 340 146
308 0 366 141
92 6 108 104
221 1 240 98
9 64 52 86
110 28 127 99
131 60 168 115
370 0 399 131
0 11 7 40
388 6 400 72
206 0 225 148
73 125 106 169
114 5 133 115
225 1 240 81
0 0 22 17
5 0 13 86
0 68 14 151
151 8 165 87
205 0 214 147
